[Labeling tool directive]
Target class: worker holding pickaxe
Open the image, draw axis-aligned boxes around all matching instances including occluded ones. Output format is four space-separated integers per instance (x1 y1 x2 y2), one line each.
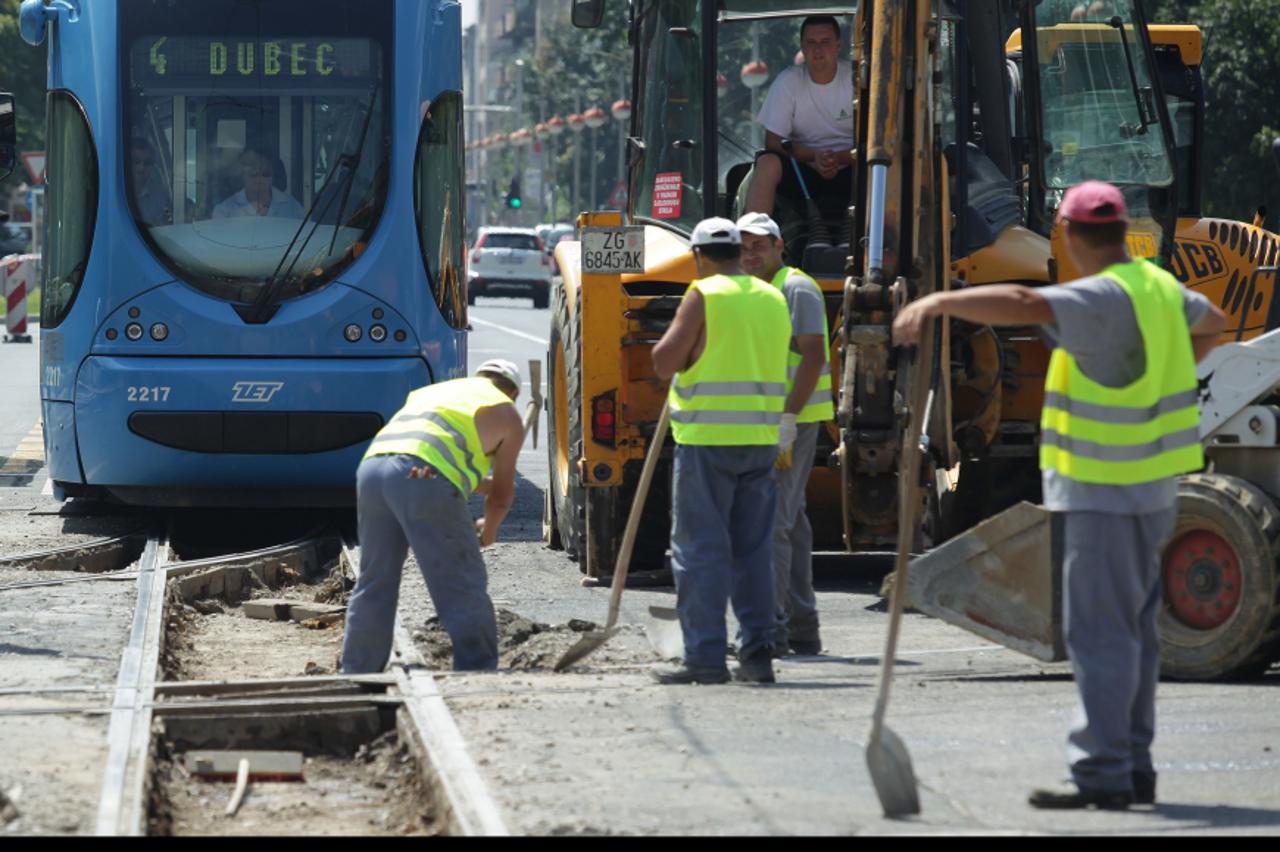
340 359 528 673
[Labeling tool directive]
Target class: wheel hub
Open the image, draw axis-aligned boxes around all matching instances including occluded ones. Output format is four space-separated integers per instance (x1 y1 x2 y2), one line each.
1163 529 1243 630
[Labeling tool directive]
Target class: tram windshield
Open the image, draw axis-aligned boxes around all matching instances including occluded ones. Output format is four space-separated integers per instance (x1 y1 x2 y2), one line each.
121 0 392 306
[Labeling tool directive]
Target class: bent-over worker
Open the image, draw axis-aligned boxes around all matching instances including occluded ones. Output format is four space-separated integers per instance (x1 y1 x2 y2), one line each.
651 217 792 685
738 212 833 657
340 360 525 673
893 181 1226 809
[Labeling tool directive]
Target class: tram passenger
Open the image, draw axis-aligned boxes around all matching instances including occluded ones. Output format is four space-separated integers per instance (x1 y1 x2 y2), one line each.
129 137 172 227
339 360 525 673
212 148 305 220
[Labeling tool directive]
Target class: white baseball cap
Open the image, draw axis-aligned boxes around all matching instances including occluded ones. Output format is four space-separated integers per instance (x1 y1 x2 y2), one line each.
736 212 782 240
476 358 522 392
690 217 741 247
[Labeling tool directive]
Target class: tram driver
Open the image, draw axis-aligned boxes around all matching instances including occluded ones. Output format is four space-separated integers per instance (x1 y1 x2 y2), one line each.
212 147 305 220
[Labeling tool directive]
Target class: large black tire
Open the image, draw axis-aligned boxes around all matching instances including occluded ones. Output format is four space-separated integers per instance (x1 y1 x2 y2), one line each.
532 290 549 310
546 282 586 561
1159 473 1280 680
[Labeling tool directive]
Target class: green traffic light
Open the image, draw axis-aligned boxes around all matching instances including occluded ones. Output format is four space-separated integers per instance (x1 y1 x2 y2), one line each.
510 197 522 208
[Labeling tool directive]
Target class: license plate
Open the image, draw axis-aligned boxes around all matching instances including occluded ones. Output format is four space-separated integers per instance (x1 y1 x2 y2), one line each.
581 227 645 274
499 253 525 265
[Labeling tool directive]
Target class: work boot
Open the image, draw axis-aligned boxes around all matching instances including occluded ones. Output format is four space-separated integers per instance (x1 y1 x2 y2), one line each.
651 662 731 685
1132 771 1156 806
732 648 776 684
1027 784 1131 811
789 638 822 656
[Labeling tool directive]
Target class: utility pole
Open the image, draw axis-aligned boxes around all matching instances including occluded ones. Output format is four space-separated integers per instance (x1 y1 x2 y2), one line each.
572 91 582 219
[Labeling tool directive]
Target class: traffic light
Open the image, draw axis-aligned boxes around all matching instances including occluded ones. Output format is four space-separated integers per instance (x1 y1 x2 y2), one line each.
504 176 522 209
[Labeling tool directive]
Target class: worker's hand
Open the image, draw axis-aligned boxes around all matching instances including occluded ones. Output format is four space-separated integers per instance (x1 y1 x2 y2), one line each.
475 517 491 548
776 413 798 470
892 294 939 346
815 151 840 180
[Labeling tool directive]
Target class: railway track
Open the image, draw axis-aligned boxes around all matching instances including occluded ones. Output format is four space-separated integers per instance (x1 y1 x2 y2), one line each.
5 527 508 836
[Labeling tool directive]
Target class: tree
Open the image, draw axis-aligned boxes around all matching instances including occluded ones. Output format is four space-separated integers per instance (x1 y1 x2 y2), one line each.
0 0 48 202
1148 0 1280 223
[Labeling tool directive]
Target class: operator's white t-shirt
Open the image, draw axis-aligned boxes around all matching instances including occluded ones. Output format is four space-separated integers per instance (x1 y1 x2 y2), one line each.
756 60 855 152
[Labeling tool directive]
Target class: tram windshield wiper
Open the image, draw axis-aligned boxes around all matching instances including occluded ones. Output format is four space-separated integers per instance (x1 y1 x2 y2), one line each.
1107 15 1156 138
240 82 381 325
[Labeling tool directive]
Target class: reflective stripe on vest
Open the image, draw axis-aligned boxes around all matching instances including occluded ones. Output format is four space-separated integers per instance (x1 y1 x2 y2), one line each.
364 376 514 495
669 273 791 446
1039 259 1204 485
771 266 835 423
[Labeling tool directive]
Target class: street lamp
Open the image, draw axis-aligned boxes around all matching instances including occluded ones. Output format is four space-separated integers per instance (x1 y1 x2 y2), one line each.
611 100 631 207
569 112 586 215
583 107 606 211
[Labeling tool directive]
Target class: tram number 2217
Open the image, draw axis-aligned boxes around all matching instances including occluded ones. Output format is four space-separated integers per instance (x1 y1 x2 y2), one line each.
127 386 172 402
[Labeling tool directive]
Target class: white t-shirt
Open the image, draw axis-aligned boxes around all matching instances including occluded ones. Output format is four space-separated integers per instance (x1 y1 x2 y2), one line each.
212 187 306 220
756 60 855 152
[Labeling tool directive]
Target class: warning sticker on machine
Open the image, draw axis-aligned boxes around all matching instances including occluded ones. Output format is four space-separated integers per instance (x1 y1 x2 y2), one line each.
653 172 683 219
581 227 646 275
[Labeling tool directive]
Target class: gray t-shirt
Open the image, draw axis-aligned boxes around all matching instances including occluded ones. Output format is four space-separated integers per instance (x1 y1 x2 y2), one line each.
781 271 826 352
1039 273 1212 513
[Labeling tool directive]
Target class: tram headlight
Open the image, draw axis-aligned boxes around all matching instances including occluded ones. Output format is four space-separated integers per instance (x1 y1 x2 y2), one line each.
369 324 388 343
344 324 363 342
150 323 169 342
125 323 144 341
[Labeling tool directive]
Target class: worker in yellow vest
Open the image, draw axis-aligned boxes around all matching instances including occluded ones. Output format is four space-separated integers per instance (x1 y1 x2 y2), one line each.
340 360 525 673
738 212 833 657
894 182 1226 810
651 217 792 685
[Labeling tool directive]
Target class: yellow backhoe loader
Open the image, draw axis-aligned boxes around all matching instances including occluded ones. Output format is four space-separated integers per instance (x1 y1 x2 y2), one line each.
549 0 1280 679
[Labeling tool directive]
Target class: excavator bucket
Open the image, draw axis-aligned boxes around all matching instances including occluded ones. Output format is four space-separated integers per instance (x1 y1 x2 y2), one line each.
905 502 1066 662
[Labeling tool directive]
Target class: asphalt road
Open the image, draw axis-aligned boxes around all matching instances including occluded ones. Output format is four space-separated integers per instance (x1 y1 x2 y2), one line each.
1 302 1278 835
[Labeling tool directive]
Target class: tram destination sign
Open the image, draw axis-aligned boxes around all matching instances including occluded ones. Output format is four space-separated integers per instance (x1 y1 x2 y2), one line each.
581 227 645 275
131 36 379 87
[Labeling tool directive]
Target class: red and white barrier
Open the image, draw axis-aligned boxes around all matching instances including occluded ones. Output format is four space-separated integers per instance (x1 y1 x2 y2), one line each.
1 254 37 343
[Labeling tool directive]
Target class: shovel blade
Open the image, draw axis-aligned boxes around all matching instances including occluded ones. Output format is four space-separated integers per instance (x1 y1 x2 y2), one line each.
645 605 684 660
865 726 921 817
553 627 619 672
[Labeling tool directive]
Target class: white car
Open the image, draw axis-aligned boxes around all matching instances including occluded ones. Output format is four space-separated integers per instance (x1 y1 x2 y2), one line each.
468 226 553 308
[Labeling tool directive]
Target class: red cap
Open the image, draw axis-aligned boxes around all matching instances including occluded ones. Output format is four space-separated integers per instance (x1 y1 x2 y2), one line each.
1056 180 1129 225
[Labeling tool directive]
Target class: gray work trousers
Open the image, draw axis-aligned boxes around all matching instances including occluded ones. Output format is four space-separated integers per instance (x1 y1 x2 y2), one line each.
773 422 820 647
670 443 778 669
340 454 498 673
1061 507 1176 794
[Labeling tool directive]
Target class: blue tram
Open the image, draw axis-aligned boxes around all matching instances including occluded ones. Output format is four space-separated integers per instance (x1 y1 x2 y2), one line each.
21 0 468 505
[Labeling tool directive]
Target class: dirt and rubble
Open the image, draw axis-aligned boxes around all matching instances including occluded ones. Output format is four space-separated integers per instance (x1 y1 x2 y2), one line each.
149 729 444 836
163 556 354 682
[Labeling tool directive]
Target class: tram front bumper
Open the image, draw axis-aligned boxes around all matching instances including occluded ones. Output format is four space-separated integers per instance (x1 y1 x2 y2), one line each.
72 355 431 491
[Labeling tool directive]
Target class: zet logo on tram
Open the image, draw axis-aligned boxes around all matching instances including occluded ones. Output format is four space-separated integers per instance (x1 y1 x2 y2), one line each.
231 381 284 403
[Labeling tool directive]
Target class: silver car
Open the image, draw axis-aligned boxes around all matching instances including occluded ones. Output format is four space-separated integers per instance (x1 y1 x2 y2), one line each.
467 226 554 308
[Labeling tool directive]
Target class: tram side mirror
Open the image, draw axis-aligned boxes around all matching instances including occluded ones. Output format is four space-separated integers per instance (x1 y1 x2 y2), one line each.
0 94 16 184
571 0 606 29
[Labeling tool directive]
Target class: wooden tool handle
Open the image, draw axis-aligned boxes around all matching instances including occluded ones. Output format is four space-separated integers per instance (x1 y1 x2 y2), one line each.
603 401 671 628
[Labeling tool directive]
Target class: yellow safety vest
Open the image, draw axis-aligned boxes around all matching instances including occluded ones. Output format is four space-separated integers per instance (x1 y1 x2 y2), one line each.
1040 259 1203 485
771 266 835 423
669 273 791 446
364 377 514 496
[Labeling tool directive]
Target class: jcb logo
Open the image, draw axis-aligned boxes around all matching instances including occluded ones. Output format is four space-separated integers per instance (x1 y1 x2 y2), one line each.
231 381 284 403
1171 239 1228 286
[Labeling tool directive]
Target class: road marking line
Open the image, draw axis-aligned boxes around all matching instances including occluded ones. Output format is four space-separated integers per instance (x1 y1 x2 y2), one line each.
469 316 548 347
2 420 43 472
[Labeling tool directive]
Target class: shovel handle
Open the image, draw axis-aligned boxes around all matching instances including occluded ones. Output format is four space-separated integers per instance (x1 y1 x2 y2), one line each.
602 401 671 629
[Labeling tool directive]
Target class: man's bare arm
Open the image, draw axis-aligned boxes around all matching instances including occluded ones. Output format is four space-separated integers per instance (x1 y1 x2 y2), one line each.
785 333 826 415
652 288 705 381
765 131 820 165
893 286 1054 345
476 404 524 548
1189 302 1228 363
